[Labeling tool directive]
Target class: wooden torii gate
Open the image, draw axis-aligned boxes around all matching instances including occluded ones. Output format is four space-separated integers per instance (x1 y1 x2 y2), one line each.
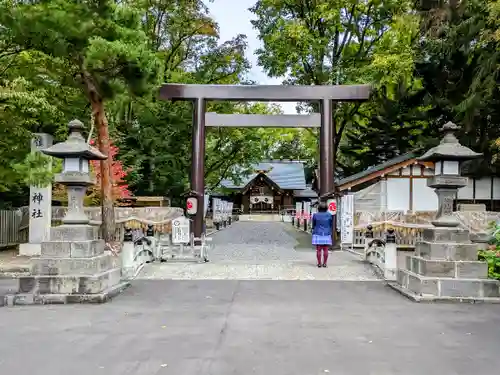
159 84 371 240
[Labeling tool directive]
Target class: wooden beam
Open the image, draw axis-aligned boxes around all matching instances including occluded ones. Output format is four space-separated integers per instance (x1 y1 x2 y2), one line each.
205 113 321 128
160 83 372 102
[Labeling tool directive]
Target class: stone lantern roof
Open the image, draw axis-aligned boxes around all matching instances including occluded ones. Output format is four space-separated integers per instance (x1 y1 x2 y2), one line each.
42 119 107 160
418 121 482 162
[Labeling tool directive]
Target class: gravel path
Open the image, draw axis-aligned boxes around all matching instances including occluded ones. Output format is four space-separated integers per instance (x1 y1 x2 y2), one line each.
139 222 379 280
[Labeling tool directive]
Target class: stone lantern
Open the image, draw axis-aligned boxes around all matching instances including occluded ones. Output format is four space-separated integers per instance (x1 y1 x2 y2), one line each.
6 120 129 306
391 121 500 302
418 121 482 227
42 119 107 225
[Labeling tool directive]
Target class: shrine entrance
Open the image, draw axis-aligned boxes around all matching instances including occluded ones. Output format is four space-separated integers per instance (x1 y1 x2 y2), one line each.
159 84 371 241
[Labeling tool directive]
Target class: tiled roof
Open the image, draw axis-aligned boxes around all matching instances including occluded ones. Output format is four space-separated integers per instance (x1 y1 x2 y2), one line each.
221 160 307 190
336 153 416 186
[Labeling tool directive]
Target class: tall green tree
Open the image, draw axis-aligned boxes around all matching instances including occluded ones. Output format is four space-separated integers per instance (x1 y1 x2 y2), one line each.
415 0 500 173
0 0 162 240
250 0 411 178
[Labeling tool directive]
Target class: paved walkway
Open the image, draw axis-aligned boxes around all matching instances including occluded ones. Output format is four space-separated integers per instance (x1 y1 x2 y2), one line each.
139 221 379 280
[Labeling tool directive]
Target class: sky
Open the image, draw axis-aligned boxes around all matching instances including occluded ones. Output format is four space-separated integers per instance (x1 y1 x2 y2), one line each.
206 0 297 114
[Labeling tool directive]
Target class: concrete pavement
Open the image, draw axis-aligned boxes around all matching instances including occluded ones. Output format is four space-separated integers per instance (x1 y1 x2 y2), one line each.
1 280 500 374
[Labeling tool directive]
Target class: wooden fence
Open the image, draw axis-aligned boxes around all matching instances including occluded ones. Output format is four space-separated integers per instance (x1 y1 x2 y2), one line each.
0 208 29 249
1 206 183 249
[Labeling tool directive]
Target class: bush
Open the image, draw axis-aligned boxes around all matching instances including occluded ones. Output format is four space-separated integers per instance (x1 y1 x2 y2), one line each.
478 222 500 280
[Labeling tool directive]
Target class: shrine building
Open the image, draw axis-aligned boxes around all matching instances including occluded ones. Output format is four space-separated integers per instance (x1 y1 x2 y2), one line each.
218 160 317 213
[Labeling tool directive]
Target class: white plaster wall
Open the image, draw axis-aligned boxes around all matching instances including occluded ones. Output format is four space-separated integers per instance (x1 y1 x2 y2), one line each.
387 178 410 211
475 178 491 200
412 178 438 211
493 177 500 199
457 178 474 200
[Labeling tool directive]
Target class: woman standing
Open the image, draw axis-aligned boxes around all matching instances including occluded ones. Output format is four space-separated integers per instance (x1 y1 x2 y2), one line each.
311 202 333 267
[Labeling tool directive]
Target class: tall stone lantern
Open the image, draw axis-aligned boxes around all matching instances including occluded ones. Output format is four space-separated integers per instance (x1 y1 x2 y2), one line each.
419 121 482 227
391 121 500 302
6 120 129 306
42 119 107 224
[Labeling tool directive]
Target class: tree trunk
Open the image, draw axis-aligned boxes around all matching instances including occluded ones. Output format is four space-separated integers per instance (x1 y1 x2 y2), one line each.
90 97 116 242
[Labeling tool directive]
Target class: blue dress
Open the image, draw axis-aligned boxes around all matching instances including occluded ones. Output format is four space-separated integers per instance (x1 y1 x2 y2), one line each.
311 211 333 245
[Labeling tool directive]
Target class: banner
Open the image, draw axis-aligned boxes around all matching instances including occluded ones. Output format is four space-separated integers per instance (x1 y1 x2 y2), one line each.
295 202 302 218
204 194 209 218
212 198 222 223
222 200 228 221
303 201 311 220
341 194 354 244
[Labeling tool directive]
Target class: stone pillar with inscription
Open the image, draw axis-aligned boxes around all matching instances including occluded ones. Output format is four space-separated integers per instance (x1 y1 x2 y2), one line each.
392 122 500 302
6 120 129 306
19 133 54 256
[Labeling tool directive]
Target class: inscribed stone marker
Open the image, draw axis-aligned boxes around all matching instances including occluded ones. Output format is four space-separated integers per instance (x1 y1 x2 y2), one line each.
19 133 53 256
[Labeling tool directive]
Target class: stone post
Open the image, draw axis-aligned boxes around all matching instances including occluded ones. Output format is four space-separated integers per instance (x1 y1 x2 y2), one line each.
384 228 397 281
19 133 53 256
121 227 135 279
364 225 374 257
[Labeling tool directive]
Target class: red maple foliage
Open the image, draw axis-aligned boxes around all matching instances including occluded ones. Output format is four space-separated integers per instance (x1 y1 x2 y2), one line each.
89 139 132 200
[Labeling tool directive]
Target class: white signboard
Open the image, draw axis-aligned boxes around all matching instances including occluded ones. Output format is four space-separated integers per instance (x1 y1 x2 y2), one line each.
172 216 190 244
228 202 233 217
340 194 354 244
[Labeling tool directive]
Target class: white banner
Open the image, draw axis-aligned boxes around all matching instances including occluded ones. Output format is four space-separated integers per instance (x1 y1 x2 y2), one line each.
295 202 302 218
222 201 228 221
341 194 355 244
303 201 311 220
204 194 209 218
212 198 221 223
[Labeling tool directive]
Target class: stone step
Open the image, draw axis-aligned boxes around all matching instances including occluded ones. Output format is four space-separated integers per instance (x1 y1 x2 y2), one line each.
50 224 99 242
415 241 478 261
31 254 115 276
405 256 488 279
41 239 105 258
3 281 130 306
18 268 121 295
396 269 500 299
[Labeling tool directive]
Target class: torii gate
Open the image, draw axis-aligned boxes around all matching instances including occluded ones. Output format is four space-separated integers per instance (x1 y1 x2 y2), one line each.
159 83 371 239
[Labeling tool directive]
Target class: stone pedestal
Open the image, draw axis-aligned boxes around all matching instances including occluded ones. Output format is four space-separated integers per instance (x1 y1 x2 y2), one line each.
391 227 500 302
5 224 129 306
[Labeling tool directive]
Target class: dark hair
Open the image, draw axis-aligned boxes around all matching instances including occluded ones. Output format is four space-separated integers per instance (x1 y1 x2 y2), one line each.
318 202 328 212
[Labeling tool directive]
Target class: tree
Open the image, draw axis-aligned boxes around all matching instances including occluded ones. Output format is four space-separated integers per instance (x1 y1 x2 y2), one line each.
250 0 412 178
0 0 162 240
415 0 500 173
89 140 131 204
